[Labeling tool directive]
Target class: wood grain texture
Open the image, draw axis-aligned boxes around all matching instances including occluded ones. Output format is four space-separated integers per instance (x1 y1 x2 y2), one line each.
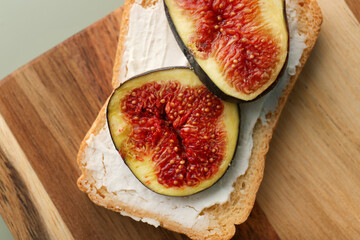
257 0 360 239
0 7 278 240
0 115 73 240
345 0 360 22
234 202 280 240
0 145 50 240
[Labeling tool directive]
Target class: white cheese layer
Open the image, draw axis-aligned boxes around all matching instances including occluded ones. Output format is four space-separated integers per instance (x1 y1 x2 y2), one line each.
83 0 306 229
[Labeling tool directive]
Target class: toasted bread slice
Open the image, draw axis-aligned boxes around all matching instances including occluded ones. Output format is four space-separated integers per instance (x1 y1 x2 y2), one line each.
77 0 322 239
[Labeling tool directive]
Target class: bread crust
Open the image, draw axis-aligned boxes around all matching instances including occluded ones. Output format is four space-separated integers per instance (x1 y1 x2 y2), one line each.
77 1 322 239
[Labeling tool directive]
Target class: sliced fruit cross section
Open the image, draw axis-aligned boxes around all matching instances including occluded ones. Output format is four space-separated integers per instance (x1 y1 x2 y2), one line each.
165 0 289 101
107 68 240 196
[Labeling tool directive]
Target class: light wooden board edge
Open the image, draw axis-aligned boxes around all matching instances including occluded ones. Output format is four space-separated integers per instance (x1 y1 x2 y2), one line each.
0 114 73 240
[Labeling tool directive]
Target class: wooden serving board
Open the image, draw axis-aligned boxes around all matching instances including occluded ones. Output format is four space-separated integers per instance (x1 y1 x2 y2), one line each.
0 0 359 239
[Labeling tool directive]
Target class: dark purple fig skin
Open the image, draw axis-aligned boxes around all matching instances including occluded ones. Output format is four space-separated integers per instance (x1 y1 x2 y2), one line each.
164 0 290 103
106 67 241 197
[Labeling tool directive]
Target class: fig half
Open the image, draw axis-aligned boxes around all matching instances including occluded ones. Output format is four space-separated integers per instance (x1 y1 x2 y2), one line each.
107 68 240 196
164 0 289 102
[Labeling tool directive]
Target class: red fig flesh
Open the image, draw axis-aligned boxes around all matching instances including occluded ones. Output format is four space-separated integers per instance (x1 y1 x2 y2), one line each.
165 0 289 102
107 68 240 196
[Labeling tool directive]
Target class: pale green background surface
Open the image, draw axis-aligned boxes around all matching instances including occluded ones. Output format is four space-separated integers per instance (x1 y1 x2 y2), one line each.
0 0 125 238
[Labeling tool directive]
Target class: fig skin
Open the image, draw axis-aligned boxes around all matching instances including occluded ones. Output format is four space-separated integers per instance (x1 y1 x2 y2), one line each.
164 0 289 103
107 67 240 197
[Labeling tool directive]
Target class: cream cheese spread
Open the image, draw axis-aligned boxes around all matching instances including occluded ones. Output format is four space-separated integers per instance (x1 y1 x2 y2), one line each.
84 0 306 229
